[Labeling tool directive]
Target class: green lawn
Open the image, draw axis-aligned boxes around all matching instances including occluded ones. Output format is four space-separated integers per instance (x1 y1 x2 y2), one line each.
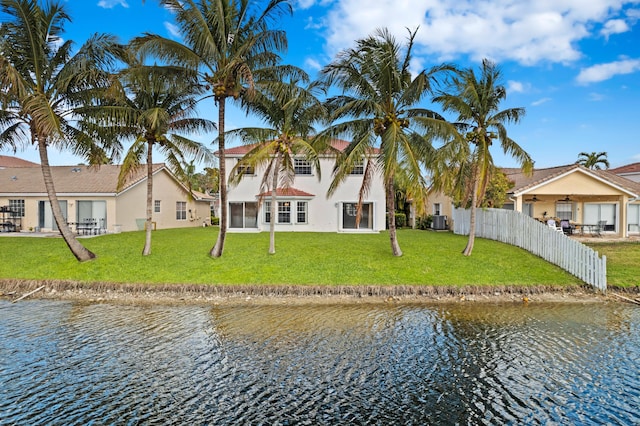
0 228 599 287
586 241 640 288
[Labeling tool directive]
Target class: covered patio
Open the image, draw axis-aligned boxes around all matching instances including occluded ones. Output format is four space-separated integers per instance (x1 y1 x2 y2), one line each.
503 164 640 239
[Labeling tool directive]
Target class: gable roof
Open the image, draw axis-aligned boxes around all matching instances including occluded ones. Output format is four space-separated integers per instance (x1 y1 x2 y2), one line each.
503 164 640 197
0 155 39 168
220 139 380 157
609 162 640 175
0 164 210 199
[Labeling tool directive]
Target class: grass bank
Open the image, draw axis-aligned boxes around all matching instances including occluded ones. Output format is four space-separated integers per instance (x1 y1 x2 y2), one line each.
0 228 589 287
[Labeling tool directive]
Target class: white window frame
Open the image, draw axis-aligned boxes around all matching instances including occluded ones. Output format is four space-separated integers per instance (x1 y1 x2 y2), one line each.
8 199 25 217
297 201 308 224
350 159 364 175
294 158 312 175
176 201 187 220
154 200 161 213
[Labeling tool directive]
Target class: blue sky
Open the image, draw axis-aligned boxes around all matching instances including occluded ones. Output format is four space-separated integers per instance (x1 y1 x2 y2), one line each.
3 0 640 170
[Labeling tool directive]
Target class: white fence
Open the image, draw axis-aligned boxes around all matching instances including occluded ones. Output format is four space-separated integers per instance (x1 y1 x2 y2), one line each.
452 208 607 292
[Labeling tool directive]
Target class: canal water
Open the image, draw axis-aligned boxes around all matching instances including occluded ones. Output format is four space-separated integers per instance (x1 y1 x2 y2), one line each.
1 300 638 425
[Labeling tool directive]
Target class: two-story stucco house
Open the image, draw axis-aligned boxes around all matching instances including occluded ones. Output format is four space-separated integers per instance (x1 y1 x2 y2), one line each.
220 140 386 233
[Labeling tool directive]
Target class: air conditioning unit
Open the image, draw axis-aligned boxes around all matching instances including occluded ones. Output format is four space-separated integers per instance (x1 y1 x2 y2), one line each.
432 215 447 230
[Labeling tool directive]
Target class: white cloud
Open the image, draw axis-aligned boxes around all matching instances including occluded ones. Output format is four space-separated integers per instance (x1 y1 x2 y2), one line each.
588 92 606 101
507 80 527 93
304 57 322 71
164 22 181 39
318 0 636 66
97 0 129 8
531 97 552 106
576 58 640 84
601 19 629 38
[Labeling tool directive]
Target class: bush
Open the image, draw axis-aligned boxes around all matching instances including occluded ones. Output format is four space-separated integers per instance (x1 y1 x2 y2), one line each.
211 216 220 226
394 212 406 228
416 215 433 230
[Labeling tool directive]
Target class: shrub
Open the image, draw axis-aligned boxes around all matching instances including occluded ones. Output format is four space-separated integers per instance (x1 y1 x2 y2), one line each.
211 216 220 226
394 212 406 228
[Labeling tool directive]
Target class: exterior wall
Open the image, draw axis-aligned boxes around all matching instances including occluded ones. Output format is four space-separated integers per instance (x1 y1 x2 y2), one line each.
1 168 211 233
225 154 386 233
116 169 211 232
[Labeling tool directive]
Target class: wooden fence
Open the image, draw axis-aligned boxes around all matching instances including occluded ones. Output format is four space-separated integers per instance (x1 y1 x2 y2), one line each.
452 208 607 292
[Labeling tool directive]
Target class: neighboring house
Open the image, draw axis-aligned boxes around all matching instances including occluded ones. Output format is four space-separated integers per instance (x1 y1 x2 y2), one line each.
0 160 212 233
220 140 386 233
0 155 39 168
501 164 640 237
609 163 640 183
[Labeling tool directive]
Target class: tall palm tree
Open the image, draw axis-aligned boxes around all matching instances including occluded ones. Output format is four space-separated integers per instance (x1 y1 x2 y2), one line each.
100 63 214 255
319 28 447 256
0 0 122 261
576 151 609 170
432 59 533 256
228 70 327 254
134 0 292 257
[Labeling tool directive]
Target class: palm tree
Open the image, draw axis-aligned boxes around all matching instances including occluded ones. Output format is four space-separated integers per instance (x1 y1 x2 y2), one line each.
432 59 533 256
0 0 122 261
134 0 292 258
319 28 447 256
576 151 609 170
100 63 214 255
228 70 327 254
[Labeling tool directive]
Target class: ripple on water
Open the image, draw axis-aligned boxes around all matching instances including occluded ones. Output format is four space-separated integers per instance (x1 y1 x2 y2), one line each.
0 300 638 425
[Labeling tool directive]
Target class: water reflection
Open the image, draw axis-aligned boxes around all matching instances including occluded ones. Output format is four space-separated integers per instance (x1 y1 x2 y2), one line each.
0 301 638 425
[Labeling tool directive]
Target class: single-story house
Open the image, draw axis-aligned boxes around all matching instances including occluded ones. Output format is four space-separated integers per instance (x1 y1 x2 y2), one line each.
422 163 640 238
219 139 386 233
0 160 213 233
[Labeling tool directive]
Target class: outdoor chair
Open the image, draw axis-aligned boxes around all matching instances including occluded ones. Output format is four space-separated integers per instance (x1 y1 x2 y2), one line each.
547 219 563 233
560 219 572 235
594 220 607 237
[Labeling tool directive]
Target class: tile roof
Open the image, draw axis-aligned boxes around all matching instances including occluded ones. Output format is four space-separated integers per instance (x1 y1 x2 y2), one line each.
0 155 39 168
220 139 380 156
609 162 640 174
258 187 315 197
502 163 640 196
0 164 166 194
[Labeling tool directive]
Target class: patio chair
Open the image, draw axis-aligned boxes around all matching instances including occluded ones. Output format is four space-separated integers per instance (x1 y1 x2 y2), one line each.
547 219 563 233
594 220 607 237
560 219 573 235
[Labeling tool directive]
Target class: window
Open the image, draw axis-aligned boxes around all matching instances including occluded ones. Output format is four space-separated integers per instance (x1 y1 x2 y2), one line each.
584 203 616 232
176 201 187 220
433 203 441 216
278 201 291 223
154 200 161 213
265 200 306 224
555 202 573 221
294 159 312 175
350 159 364 175
236 160 255 175
629 204 640 232
230 202 258 228
8 199 25 217
297 201 307 224
342 202 373 229
264 200 272 223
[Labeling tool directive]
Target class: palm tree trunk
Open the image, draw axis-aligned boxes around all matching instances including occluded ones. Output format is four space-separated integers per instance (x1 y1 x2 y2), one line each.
142 140 153 256
462 167 479 256
211 97 227 257
268 153 281 254
37 137 96 262
386 176 403 256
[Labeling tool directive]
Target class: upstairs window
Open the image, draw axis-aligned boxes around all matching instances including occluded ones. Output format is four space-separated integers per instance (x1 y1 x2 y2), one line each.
350 159 364 175
236 160 255 176
294 159 312 175
154 200 161 213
